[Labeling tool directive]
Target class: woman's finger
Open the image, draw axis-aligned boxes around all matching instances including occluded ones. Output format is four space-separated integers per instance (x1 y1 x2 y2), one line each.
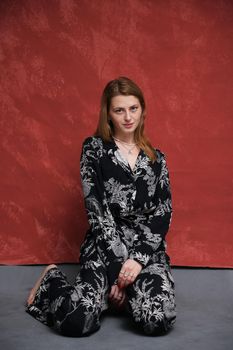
113 286 120 301
118 274 125 288
117 289 123 301
110 285 125 305
118 259 142 288
109 285 118 299
119 272 130 288
109 286 114 299
118 292 126 306
120 270 137 287
115 288 125 306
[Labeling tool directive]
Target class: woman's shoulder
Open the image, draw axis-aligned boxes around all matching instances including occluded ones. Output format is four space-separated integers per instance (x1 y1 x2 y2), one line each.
81 136 104 159
82 136 103 149
154 148 167 164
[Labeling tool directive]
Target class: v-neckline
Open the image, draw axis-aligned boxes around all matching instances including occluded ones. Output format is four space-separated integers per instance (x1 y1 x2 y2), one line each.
111 139 142 173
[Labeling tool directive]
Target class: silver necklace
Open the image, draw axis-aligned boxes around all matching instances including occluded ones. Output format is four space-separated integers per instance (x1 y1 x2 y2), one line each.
113 137 137 155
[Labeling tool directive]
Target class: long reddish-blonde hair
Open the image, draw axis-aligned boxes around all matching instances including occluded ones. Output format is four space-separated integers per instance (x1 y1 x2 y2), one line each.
95 76 156 162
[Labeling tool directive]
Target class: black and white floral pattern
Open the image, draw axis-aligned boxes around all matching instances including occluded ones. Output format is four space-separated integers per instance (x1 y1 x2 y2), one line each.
26 136 176 336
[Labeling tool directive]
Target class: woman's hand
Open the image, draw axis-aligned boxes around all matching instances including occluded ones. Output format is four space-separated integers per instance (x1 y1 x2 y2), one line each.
109 284 126 307
118 259 142 289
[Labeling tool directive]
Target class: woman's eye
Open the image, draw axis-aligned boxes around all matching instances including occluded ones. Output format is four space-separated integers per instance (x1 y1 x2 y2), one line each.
130 106 138 112
114 109 123 114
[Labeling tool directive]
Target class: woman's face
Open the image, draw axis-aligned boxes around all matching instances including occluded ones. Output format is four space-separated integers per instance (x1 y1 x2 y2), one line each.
109 95 142 139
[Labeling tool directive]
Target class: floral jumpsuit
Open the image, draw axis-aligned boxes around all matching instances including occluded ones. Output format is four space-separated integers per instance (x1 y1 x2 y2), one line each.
26 136 176 336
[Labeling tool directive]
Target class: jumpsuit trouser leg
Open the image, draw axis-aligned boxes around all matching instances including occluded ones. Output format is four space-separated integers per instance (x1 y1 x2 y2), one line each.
126 263 176 335
26 263 110 337
26 262 176 336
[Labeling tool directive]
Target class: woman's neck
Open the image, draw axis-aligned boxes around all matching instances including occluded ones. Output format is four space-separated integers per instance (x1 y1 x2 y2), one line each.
113 133 135 144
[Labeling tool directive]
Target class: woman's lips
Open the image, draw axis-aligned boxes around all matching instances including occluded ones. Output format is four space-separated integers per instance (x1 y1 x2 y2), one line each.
123 123 134 128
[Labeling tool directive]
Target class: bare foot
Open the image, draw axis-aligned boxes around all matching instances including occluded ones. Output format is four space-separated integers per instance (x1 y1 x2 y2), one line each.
27 264 57 306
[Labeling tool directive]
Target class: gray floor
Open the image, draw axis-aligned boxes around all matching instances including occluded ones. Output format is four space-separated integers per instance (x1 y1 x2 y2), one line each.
0 265 232 350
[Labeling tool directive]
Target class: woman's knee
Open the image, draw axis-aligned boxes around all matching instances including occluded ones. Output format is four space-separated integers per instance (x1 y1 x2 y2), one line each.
131 311 176 335
141 315 173 335
58 311 100 337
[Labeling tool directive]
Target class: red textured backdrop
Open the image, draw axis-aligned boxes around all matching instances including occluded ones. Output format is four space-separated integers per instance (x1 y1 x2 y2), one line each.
0 0 233 267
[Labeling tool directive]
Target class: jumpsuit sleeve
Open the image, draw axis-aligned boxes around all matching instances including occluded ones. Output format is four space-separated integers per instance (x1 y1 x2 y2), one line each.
129 151 172 267
80 137 125 286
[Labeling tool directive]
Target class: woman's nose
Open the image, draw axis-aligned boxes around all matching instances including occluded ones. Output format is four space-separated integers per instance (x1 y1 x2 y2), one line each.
124 109 131 120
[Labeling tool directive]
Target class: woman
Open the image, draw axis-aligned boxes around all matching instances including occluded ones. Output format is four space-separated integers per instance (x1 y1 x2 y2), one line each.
26 77 176 336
